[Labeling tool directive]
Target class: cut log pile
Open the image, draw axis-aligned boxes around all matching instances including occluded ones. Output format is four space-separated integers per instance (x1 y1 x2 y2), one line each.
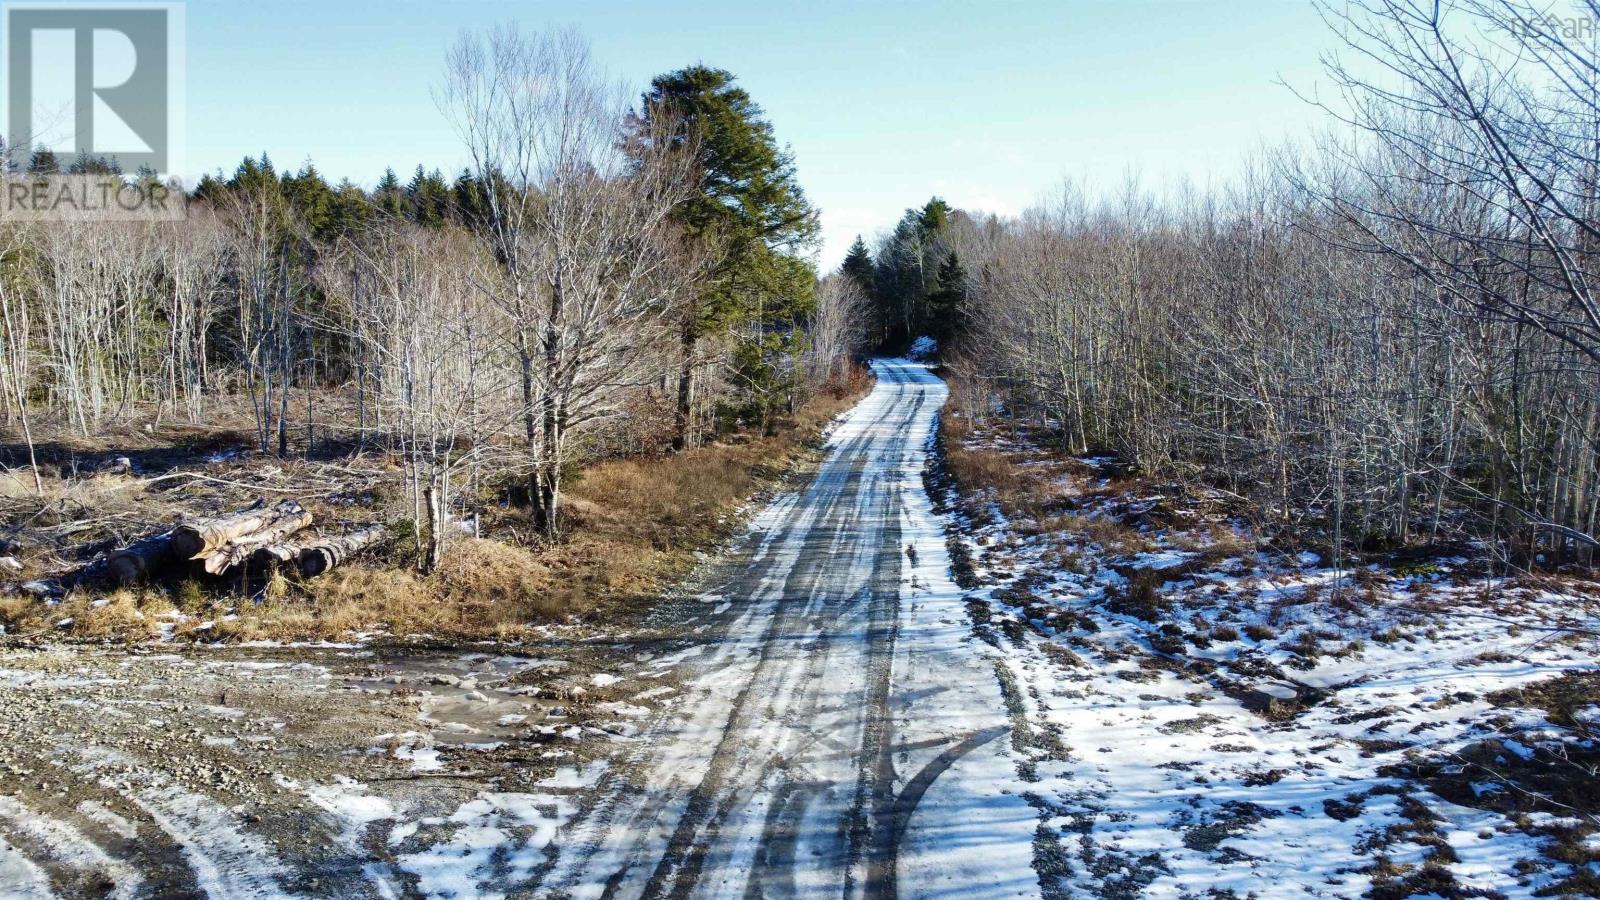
172 500 314 575
92 500 385 586
106 533 176 584
247 523 388 578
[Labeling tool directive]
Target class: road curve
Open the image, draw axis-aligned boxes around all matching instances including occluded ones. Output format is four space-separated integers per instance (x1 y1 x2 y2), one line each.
543 358 1037 900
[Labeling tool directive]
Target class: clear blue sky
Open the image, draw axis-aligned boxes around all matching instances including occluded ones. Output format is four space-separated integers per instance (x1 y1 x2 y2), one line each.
184 0 1339 269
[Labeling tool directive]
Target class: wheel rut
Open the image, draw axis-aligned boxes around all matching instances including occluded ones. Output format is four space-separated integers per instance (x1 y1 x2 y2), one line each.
546 359 981 900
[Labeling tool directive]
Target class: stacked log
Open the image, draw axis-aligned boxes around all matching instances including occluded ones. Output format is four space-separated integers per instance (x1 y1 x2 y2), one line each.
171 501 306 560
248 525 388 577
170 501 314 575
106 532 175 585
82 501 385 588
294 525 387 578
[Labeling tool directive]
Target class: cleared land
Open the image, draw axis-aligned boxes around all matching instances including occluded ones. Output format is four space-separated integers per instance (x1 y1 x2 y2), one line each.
0 360 1596 898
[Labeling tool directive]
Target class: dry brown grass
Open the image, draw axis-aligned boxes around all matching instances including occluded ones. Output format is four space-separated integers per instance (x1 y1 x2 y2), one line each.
945 447 1027 497
2 369 876 644
1078 517 1155 556
0 587 172 641
1173 524 1255 561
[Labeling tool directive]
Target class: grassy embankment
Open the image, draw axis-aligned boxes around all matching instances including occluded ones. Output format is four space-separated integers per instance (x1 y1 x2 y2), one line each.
0 368 874 643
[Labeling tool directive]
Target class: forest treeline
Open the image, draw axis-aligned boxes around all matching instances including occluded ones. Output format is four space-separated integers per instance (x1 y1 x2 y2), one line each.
849 0 1600 565
0 28 858 568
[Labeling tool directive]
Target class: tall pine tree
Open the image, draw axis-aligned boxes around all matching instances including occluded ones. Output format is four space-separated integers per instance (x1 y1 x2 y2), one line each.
870 197 955 350
842 236 875 293
631 65 819 447
926 252 969 345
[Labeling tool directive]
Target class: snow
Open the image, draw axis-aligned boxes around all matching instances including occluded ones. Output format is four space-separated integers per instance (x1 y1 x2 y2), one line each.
395 792 577 899
538 760 607 790
380 731 444 772
70 746 300 898
938 411 1600 896
76 800 139 841
537 358 1045 895
888 361 1039 896
281 775 396 848
0 796 142 899
0 834 54 900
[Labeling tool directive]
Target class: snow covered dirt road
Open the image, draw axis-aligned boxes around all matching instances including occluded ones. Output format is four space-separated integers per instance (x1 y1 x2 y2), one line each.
0 358 1039 900
541 358 1035 898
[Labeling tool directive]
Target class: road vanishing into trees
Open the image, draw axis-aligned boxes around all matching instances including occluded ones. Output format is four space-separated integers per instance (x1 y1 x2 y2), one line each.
541 358 1034 899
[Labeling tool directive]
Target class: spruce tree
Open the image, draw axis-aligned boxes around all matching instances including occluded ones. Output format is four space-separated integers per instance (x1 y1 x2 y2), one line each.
869 197 956 349
374 167 407 219
451 169 492 229
632 65 819 448
192 172 228 204
926 252 969 345
328 180 373 235
27 149 59 174
407 165 451 227
228 153 279 194
842 236 875 294
282 163 337 239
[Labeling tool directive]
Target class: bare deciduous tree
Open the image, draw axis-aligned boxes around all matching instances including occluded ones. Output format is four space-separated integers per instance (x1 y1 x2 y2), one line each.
440 25 700 538
806 274 869 381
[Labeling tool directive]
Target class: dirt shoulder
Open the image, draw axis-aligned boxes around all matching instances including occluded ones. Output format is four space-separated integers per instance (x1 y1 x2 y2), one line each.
0 614 740 897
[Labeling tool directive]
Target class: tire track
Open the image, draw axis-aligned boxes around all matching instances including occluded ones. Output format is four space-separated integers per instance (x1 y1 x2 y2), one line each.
544 359 962 900
543 372 914 897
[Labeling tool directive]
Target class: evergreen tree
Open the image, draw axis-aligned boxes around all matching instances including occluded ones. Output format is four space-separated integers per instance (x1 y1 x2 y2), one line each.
870 196 955 350
27 149 59 174
632 65 819 447
451 169 492 230
67 154 121 175
192 172 228 205
926 252 969 345
841 236 875 294
407 165 451 227
919 197 952 235
228 153 279 194
328 180 373 235
282 163 338 239
374 167 407 219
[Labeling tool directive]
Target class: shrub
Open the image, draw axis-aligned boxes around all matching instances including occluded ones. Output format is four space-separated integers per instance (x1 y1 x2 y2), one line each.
1244 623 1276 642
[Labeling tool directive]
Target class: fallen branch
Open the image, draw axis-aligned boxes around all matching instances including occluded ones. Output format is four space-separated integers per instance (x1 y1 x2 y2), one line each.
141 472 341 497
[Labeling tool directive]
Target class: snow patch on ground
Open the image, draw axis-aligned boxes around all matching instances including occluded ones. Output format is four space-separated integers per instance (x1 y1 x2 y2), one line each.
0 795 143 899
0 834 54 899
938 416 1600 896
395 792 577 899
69 746 300 898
